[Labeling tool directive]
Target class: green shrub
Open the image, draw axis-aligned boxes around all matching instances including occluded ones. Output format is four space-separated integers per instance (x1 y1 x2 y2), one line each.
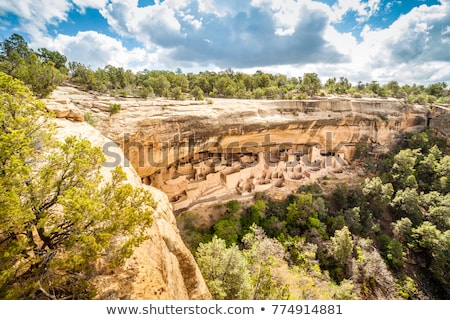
117 88 130 97
84 112 96 126
109 103 121 114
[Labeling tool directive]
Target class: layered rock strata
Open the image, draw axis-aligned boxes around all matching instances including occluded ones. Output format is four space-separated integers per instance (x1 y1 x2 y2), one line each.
49 87 430 211
53 118 211 300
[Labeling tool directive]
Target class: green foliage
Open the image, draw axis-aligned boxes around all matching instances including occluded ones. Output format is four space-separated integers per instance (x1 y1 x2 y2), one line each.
0 34 65 98
298 182 323 195
176 211 212 253
330 226 354 267
225 200 241 214
410 222 450 290
196 236 251 299
396 276 420 299
0 73 155 299
300 73 321 97
117 88 130 97
190 85 204 100
136 86 154 98
37 48 68 74
83 112 96 126
5 33 447 102
391 149 421 189
109 103 121 115
392 217 413 243
213 214 241 246
362 177 394 217
170 86 184 100
377 234 404 269
242 226 290 299
391 188 422 225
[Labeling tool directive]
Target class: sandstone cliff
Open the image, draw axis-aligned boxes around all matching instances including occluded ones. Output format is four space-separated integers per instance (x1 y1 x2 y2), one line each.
48 87 431 211
52 117 211 300
429 104 450 149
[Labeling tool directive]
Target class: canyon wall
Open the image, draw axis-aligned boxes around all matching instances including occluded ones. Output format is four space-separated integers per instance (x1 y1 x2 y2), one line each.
429 105 450 147
52 117 211 300
48 87 432 211
45 87 449 300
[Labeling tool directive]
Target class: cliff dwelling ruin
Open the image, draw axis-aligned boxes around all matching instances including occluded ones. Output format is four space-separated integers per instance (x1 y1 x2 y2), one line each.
141 145 348 211
48 86 449 213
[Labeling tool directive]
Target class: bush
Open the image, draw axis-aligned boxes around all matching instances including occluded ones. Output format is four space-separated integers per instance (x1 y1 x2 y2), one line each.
117 88 130 97
137 87 153 99
109 103 121 114
84 112 96 126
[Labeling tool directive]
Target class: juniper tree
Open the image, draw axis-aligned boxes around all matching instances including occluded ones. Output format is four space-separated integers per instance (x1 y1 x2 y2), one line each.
0 73 155 299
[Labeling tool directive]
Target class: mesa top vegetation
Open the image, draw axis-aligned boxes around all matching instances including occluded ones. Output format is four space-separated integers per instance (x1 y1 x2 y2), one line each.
1 34 448 104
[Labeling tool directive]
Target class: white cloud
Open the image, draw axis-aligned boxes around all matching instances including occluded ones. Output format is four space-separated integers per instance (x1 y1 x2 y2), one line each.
0 0 70 33
48 31 153 70
331 0 381 23
181 13 202 30
98 0 345 68
317 0 450 84
197 0 248 17
361 1 449 65
100 0 184 46
71 0 108 12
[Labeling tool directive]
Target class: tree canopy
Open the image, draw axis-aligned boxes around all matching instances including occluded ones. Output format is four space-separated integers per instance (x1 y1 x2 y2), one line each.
0 72 155 299
0 34 66 98
1 33 450 104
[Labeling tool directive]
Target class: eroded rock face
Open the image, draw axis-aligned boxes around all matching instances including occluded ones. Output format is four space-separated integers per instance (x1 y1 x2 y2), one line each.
49 87 430 211
46 99 84 121
53 118 211 300
429 105 450 150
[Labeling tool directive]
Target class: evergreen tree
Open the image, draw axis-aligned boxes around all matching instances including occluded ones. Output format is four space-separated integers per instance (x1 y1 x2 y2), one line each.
196 236 251 299
0 73 155 299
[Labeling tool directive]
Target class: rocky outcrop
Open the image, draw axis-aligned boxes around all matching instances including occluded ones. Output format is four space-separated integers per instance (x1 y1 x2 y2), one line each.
46 99 84 121
45 87 450 300
429 105 450 149
49 86 431 211
52 118 211 300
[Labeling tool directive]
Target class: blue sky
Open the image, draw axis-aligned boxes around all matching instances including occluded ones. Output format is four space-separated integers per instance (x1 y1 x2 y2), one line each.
0 0 449 85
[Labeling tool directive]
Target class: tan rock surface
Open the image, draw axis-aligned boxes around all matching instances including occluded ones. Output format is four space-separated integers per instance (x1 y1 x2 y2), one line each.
49 86 434 211
49 86 429 177
46 87 450 299
46 99 84 121
53 118 211 300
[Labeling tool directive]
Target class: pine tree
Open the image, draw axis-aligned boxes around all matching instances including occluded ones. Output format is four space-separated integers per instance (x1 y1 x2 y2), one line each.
0 73 155 299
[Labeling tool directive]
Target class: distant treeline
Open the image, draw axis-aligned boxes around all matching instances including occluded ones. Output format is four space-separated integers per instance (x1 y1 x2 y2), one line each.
1 33 449 104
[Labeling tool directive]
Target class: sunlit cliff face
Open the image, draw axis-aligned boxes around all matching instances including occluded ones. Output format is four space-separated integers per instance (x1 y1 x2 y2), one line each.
49 87 430 210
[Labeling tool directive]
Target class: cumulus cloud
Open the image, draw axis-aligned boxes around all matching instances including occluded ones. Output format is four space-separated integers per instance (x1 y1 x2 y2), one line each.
0 0 449 84
0 0 70 34
99 0 346 68
72 0 108 12
48 31 151 70
100 0 184 47
330 0 381 23
277 0 450 85
352 0 450 83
